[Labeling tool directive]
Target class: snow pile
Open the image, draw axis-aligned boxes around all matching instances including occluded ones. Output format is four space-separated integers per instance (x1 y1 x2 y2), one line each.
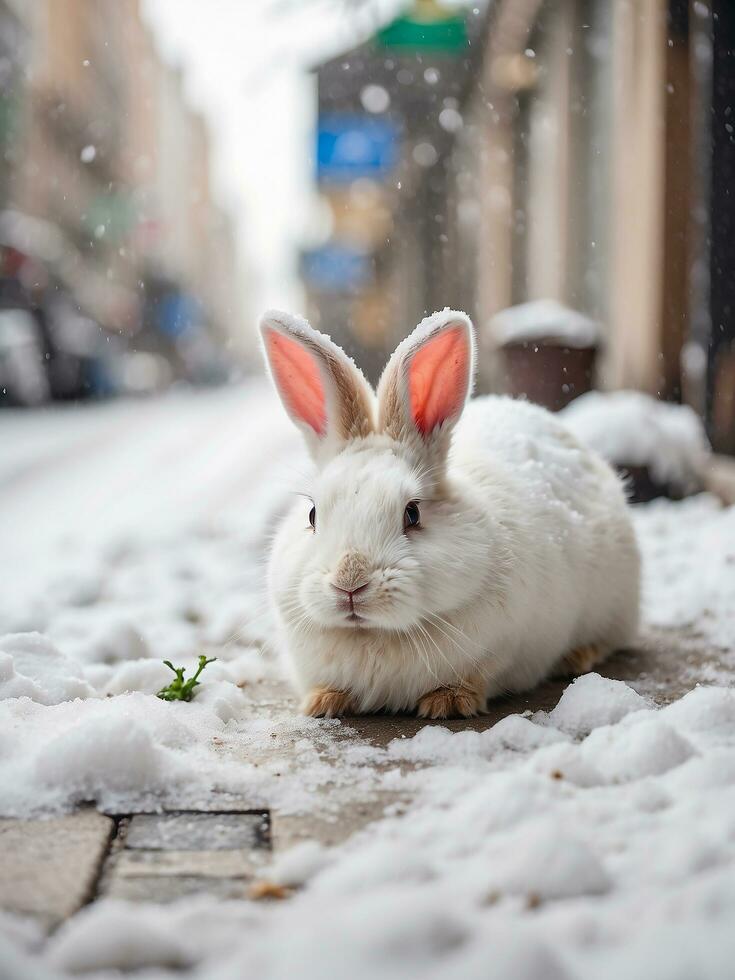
34 711 174 803
0 633 94 704
490 299 602 348
579 715 697 781
267 840 332 888
388 713 569 763
48 901 198 973
0 676 377 816
542 672 651 735
561 390 710 493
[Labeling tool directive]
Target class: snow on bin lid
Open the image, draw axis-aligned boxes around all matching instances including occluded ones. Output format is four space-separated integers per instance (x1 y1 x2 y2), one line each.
561 390 710 492
490 299 602 349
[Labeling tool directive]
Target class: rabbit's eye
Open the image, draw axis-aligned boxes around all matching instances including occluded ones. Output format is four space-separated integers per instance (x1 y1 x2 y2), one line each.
309 505 316 530
404 501 421 530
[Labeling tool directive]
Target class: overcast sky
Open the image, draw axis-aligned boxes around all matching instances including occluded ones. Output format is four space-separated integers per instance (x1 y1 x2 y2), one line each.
142 0 405 332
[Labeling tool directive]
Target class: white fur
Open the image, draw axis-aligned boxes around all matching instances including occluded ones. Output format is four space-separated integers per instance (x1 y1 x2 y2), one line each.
262 309 640 714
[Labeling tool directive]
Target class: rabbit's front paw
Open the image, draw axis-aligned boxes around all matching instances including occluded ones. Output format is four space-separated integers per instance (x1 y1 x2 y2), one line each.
559 643 606 676
301 687 355 719
417 683 483 720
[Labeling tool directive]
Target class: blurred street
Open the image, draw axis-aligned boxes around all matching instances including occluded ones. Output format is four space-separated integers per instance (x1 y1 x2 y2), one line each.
2 0 735 449
0 383 298 643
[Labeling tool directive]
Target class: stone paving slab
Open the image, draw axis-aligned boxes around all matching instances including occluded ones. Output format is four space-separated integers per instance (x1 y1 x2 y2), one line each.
98 810 272 904
101 875 252 903
270 796 404 854
0 810 114 928
123 812 268 851
113 849 264 879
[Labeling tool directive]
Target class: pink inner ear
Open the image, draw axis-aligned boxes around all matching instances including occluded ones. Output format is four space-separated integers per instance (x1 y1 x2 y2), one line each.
409 325 469 436
265 330 327 436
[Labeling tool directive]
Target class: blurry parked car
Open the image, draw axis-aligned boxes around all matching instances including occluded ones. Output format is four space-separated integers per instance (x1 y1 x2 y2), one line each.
0 249 51 407
0 305 50 407
42 291 120 400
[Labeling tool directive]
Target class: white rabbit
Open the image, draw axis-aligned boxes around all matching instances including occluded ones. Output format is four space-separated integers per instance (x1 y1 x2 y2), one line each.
260 308 640 719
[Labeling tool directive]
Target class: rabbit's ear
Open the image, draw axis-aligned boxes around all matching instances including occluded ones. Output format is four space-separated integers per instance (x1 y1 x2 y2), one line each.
378 310 474 451
260 311 374 462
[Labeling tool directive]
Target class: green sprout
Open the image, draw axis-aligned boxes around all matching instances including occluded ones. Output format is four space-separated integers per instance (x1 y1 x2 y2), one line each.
157 655 217 702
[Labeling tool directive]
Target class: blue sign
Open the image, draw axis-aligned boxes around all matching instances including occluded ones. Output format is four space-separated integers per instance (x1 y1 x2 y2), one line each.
157 291 201 338
301 244 372 293
317 114 398 183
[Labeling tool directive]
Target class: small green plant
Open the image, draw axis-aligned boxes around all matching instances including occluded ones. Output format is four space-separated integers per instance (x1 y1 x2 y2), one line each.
157 655 217 702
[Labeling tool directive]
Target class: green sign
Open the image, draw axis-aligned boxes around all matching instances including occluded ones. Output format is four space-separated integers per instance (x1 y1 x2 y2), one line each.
377 1 467 52
83 192 134 243
0 91 20 147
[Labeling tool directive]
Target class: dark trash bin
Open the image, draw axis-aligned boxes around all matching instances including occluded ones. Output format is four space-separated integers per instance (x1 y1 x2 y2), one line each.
490 300 601 412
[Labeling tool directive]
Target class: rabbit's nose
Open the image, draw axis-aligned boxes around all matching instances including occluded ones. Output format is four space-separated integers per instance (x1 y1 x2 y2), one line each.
332 551 370 594
331 582 369 598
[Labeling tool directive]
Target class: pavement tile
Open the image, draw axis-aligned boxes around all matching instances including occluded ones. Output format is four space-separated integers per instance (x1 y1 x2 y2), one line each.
0 810 114 928
123 812 269 851
101 875 251 903
113 849 264 878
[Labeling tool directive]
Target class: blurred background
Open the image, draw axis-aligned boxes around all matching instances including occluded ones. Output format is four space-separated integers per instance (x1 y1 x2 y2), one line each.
1 0 734 467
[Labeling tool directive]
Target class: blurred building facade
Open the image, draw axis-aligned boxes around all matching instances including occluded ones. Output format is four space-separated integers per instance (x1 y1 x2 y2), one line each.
305 0 734 452
304 0 483 383
0 0 247 400
0 0 27 207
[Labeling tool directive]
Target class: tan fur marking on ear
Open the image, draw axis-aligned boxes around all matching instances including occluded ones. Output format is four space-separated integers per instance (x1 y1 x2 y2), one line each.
296 332 372 441
377 360 405 441
327 353 374 440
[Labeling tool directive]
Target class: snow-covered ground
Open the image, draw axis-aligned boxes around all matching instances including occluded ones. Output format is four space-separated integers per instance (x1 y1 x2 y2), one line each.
1 386 735 980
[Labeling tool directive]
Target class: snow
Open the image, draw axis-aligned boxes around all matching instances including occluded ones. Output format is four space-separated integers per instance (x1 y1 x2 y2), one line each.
0 387 734 979
47 902 196 973
633 494 735 652
661 685 735 736
34 711 174 803
561 390 710 493
580 717 697 781
489 299 602 348
267 840 331 887
387 713 569 762
0 679 374 816
543 672 651 735
476 822 612 900
0 633 94 704
22 678 735 980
